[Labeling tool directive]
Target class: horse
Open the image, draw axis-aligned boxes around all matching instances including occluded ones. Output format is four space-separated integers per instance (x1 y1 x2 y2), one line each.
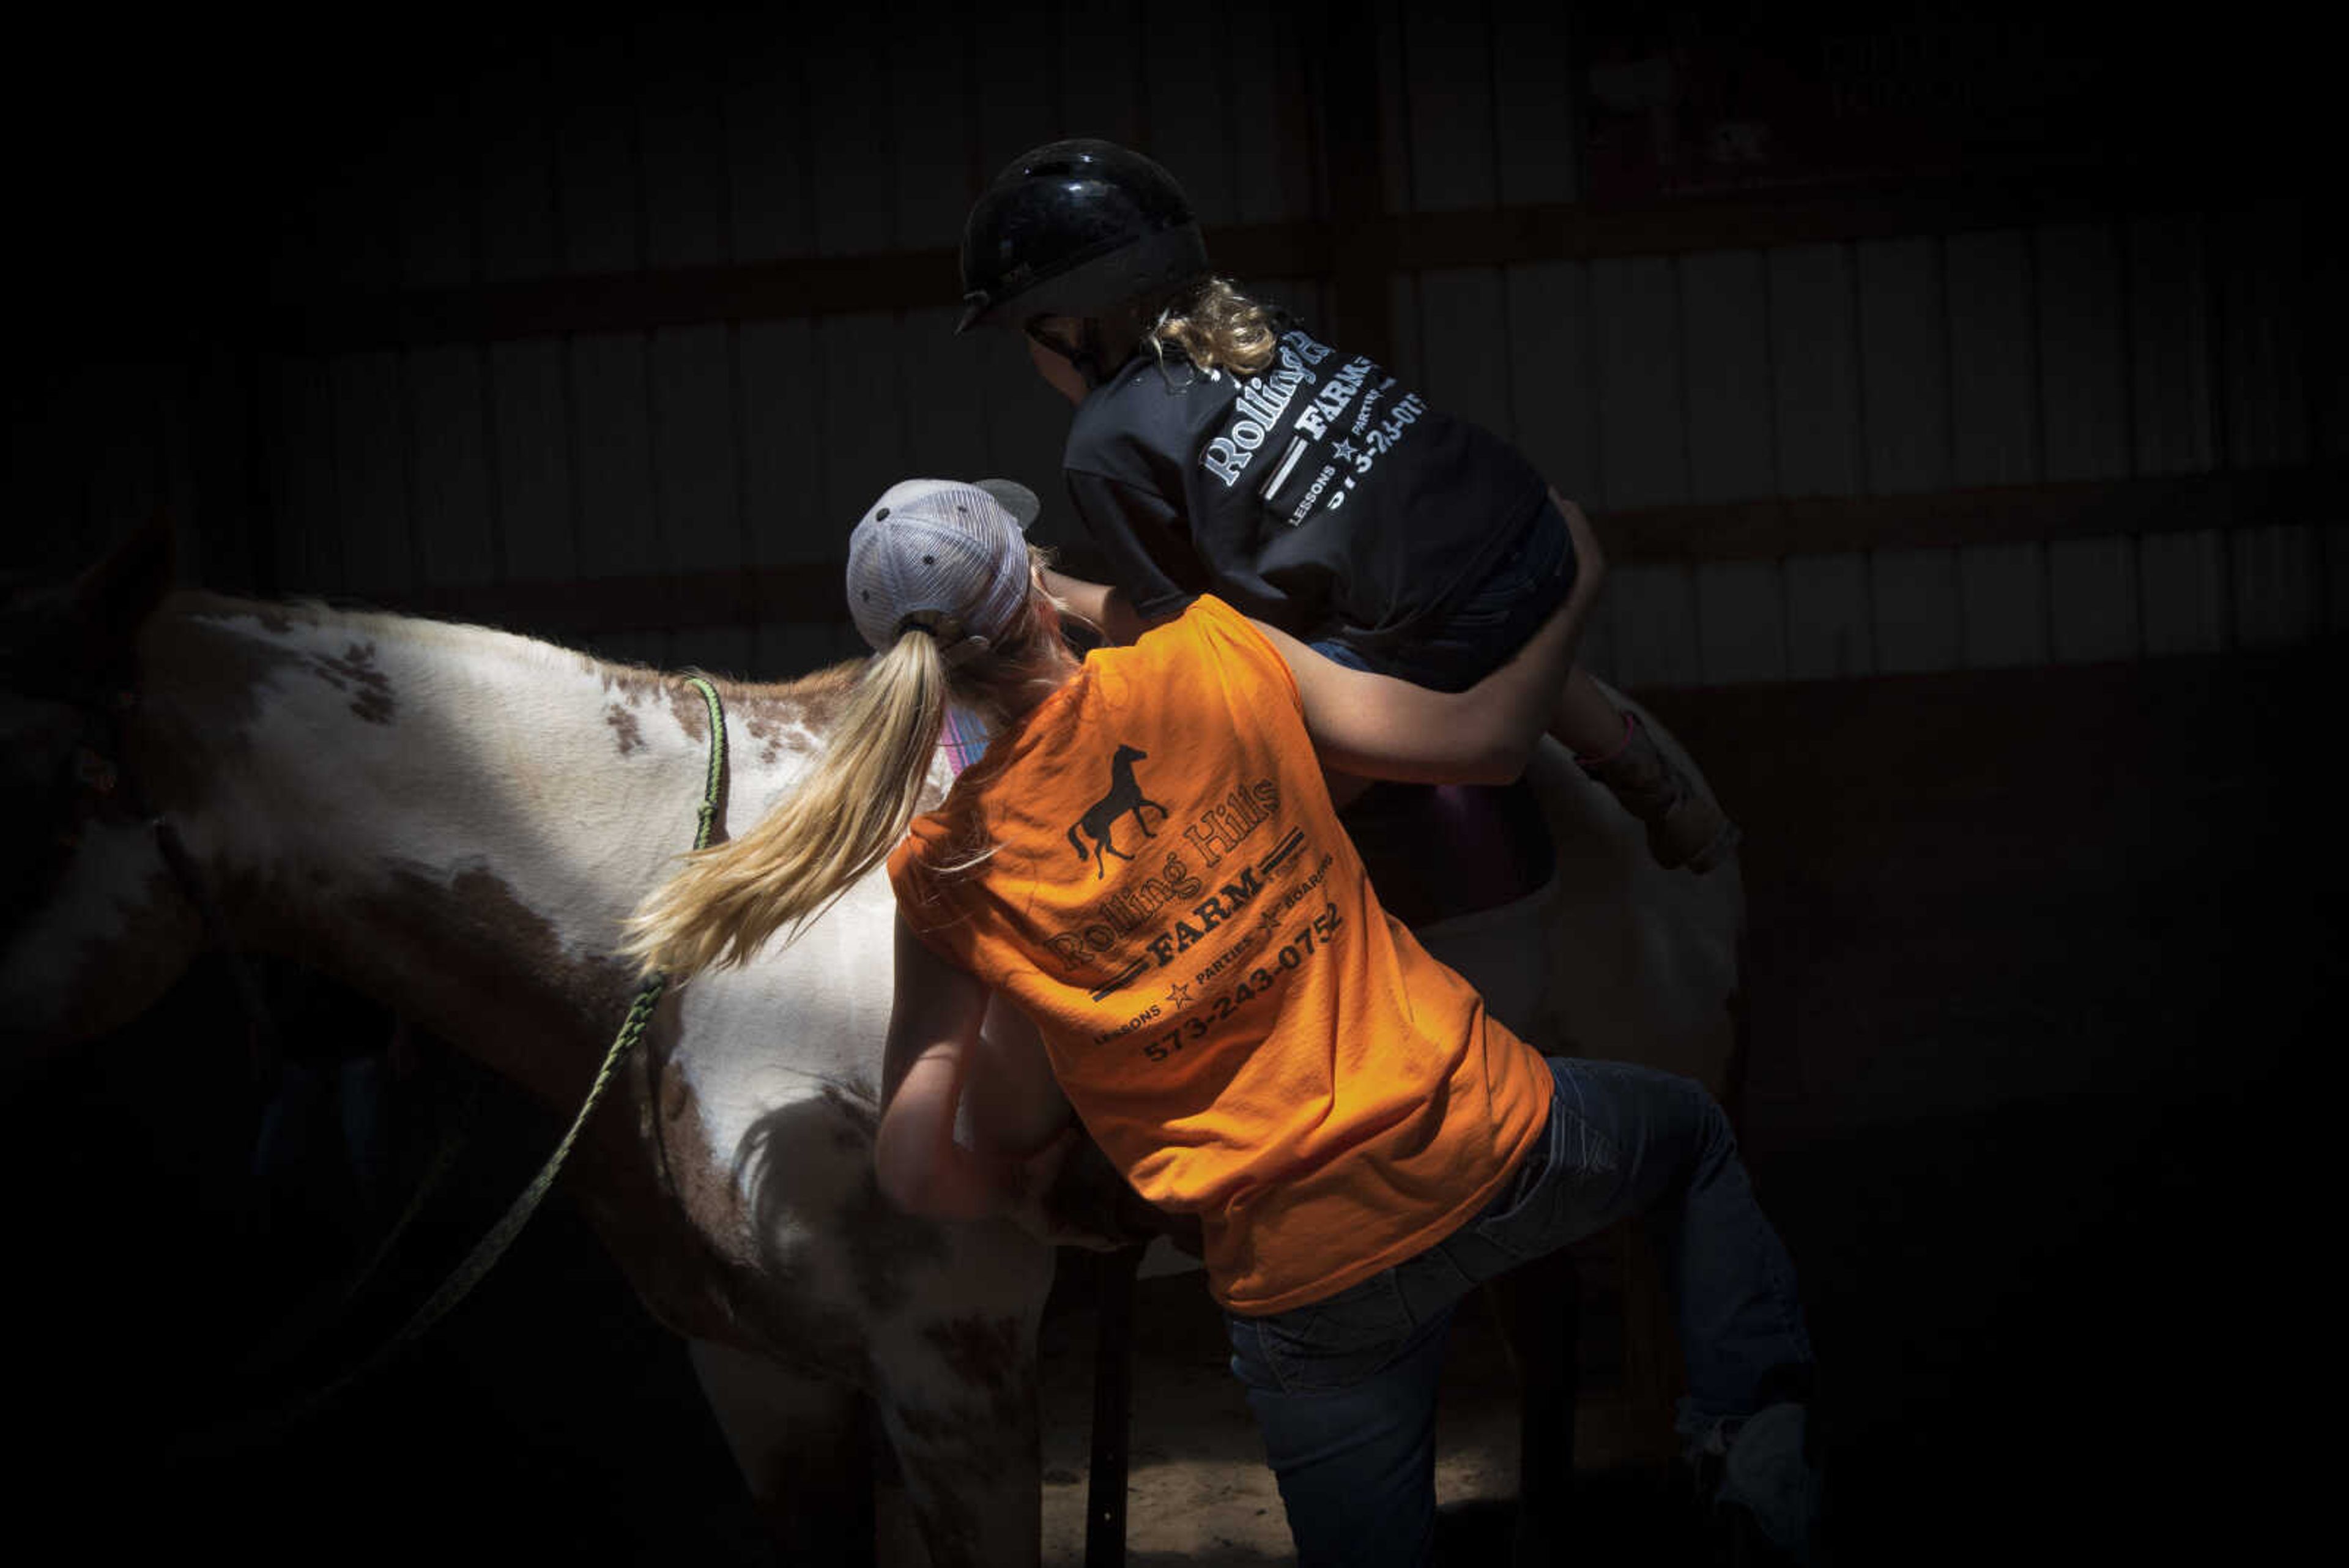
1 530 1743 1564
1067 742 1169 878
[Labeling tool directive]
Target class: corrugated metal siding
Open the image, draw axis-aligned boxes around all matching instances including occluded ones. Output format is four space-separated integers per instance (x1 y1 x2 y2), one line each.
1399 210 2328 685
14 7 2335 688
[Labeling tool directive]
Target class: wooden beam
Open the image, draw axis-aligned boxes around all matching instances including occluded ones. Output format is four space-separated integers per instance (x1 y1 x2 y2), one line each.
385 461 2340 638
270 252 961 357
404 560 842 641
1318 0 1392 365
1371 171 2221 273
262 171 2261 355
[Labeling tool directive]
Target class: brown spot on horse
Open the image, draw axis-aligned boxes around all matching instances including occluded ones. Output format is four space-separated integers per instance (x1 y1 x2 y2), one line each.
606 702 645 757
312 641 396 726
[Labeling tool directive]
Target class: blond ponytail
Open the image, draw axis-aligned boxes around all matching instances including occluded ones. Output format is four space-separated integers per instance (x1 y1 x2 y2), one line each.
623 631 949 977
625 557 1071 979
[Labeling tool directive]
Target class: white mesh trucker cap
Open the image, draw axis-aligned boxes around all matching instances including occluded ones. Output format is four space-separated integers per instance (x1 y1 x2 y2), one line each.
845 478 1041 660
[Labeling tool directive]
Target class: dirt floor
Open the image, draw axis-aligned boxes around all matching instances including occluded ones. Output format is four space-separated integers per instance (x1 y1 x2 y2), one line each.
4 934 2318 1568
2 984 1716 1567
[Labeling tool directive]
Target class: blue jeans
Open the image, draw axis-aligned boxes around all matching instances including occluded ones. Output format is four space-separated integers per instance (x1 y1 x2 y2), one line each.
1223 1056 1813 1568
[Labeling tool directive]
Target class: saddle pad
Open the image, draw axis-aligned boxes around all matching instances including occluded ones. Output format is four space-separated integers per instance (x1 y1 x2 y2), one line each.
937 703 992 781
1339 780 1554 931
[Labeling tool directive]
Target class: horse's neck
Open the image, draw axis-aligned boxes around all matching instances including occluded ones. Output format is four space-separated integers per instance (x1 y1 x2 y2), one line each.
133 592 849 1088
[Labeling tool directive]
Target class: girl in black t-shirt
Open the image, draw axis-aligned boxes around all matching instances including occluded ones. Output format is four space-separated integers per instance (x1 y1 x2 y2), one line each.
956 138 1737 873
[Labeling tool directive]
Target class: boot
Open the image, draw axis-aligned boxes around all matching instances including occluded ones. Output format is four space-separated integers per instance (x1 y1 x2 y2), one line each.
1690 1403 1822 1567
1579 712 1741 872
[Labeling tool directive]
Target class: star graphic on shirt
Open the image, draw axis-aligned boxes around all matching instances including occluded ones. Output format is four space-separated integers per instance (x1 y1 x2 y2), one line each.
1166 981 1194 1009
1330 438 1360 464
1258 904 1287 935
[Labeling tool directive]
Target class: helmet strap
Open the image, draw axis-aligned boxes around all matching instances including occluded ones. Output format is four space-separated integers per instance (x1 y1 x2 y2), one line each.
1027 311 1145 391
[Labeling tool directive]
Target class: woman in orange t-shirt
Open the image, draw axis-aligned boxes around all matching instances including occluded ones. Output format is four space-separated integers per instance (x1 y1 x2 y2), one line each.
627 478 1819 1567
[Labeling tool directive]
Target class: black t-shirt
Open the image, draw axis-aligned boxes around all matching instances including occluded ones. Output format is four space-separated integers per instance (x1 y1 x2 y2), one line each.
1059 323 1550 653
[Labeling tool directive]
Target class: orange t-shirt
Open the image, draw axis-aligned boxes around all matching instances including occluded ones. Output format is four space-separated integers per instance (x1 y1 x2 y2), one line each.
886 596 1551 1315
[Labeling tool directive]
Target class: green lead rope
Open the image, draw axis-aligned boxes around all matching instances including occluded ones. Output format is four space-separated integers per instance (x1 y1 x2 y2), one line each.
188 675 729 1451
366 675 728 1362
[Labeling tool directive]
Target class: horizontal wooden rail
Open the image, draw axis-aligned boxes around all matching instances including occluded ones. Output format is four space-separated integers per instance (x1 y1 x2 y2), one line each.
409 562 842 641
391 461 2339 639
1600 462 2343 563
1653 633 2337 823
267 169 2258 355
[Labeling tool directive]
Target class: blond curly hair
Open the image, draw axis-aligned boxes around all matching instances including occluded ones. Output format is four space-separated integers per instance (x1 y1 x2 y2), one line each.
1149 276 1280 376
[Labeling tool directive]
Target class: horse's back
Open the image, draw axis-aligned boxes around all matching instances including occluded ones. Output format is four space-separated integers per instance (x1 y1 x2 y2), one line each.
1523 700 1744 1090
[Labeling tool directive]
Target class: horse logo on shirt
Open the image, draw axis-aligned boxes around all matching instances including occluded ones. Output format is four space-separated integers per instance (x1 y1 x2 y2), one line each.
1069 743 1170 879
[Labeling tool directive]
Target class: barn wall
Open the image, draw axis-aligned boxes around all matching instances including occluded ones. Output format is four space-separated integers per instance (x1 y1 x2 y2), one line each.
15 4 2331 691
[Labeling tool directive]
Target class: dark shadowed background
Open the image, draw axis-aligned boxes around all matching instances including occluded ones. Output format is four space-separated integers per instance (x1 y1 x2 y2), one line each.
6 2 2331 1562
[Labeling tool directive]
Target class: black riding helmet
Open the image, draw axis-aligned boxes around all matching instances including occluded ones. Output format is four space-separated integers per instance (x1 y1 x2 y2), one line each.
957 138 1211 384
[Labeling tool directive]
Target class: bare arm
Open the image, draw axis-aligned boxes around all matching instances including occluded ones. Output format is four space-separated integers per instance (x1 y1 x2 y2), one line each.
877 916 1072 1222
1041 567 1154 647
965 992 1075 1155
1258 493 1607 786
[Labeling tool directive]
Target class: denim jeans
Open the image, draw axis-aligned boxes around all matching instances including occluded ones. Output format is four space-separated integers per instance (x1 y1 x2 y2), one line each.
1308 497 1578 693
1223 1055 1813 1568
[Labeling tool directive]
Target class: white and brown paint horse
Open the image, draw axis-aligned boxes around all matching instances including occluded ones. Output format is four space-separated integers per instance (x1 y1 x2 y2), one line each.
1 537 1742 1565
